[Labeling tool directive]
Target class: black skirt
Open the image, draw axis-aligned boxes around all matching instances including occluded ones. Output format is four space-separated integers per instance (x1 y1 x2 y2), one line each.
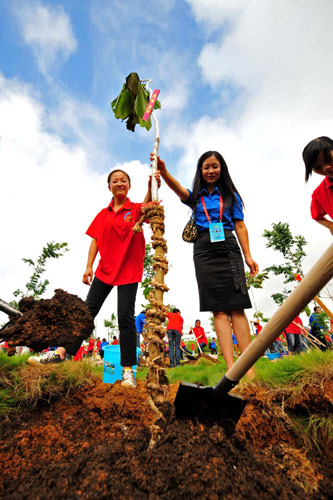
193 229 252 312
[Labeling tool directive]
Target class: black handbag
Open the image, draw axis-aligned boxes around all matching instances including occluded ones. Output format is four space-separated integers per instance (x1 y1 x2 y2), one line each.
182 215 198 243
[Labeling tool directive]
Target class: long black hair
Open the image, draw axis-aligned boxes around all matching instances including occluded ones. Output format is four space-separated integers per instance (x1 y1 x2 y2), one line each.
302 136 333 181
188 151 244 210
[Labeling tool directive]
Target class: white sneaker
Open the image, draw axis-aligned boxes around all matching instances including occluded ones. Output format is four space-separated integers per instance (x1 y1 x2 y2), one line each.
27 350 64 366
121 368 136 388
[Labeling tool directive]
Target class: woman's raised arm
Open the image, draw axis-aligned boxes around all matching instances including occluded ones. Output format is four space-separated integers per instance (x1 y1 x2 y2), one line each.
151 153 190 202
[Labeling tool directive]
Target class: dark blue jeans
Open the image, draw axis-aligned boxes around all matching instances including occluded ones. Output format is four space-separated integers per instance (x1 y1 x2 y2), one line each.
286 333 307 354
199 342 207 353
65 277 138 367
167 330 181 367
270 340 287 354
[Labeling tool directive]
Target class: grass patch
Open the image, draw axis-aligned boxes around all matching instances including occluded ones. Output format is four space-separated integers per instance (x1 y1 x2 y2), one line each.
0 354 100 420
253 350 333 389
136 356 228 386
1 350 332 424
290 414 333 453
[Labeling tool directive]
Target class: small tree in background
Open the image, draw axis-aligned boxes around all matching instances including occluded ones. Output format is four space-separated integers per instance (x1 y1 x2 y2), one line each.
141 244 155 302
209 313 216 333
104 313 119 343
245 270 269 314
263 222 332 332
263 222 307 305
12 241 69 307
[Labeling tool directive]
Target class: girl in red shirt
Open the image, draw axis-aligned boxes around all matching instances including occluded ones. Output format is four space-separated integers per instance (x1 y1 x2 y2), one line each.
189 319 207 352
29 168 160 390
166 308 184 368
284 316 307 354
302 136 333 235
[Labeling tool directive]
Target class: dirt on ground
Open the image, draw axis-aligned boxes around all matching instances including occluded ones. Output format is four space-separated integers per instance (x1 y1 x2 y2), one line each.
1 369 332 500
0 289 94 353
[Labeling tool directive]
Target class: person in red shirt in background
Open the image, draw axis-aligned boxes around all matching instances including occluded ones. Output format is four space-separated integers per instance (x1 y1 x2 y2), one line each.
191 343 195 356
284 315 308 355
111 336 119 345
189 319 207 353
253 321 262 335
180 340 193 359
166 308 184 368
74 344 87 361
302 136 333 235
95 337 101 355
86 337 95 357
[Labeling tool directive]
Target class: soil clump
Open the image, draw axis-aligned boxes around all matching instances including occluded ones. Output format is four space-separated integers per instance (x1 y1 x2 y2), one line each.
0 289 94 352
185 352 220 365
1 372 332 499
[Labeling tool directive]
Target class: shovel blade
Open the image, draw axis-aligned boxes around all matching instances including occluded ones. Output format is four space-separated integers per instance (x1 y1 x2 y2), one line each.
174 382 247 435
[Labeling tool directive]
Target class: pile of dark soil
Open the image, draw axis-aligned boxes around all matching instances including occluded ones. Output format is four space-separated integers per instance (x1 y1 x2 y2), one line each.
185 352 220 364
0 289 94 352
1 373 332 499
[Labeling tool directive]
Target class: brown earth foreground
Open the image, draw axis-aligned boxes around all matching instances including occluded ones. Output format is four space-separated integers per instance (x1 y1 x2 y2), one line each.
0 372 332 500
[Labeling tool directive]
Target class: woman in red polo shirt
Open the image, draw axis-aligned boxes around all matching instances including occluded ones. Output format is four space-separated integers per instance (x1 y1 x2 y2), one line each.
83 169 160 387
189 319 207 353
302 136 333 235
30 168 160 389
166 308 184 367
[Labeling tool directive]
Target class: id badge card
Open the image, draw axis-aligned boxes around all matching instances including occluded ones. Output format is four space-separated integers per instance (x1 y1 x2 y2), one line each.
209 221 225 242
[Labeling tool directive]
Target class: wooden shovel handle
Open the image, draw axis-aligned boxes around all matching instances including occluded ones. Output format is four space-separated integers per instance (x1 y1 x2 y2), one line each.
226 244 333 383
0 298 23 317
313 295 333 320
194 335 203 353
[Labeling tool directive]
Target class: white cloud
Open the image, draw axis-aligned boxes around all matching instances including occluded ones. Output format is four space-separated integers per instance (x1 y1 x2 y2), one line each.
186 0 247 29
11 0 77 76
0 73 203 336
159 0 331 326
1 2 332 340
197 0 333 115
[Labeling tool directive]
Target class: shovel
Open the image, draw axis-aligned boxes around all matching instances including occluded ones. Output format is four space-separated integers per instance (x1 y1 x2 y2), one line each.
0 298 23 321
174 244 333 434
194 334 203 354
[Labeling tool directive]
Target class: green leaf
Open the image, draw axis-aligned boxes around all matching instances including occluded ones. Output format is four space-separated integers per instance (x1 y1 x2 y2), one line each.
154 99 161 109
139 116 152 131
135 85 148 118
111 73 161 132
112 88 134 120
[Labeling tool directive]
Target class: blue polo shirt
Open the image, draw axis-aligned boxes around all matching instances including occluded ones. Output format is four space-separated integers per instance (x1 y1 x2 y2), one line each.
183 186 244 231
135 312 146 333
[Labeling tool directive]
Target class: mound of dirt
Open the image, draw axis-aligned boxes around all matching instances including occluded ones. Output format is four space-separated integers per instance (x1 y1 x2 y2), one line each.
0 289 94 352
1 372 332 499
185 352 220 365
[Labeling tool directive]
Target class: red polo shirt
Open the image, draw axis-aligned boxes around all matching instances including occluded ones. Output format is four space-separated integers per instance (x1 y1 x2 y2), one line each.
285 316 303 335
192 326 207 345
166 312 184 334
86 198 145 286
311 176 333 221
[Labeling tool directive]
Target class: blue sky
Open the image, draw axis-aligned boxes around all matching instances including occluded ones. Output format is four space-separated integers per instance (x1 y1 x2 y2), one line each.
0 0 243 168
0 0 332 335
1 0 220 166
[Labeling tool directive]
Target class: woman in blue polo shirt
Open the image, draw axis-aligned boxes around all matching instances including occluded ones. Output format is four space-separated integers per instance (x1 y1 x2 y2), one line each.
154 151 258 374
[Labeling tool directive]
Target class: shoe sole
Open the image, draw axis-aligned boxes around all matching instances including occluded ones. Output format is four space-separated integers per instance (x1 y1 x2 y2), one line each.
27 357 64 366
27 357 41 366
121 381 136 388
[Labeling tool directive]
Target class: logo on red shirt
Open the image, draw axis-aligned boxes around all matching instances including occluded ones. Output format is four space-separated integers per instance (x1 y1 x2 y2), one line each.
124 211 132 222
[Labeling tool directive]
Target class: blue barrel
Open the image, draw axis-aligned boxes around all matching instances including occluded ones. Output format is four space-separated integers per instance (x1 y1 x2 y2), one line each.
103 345 141 384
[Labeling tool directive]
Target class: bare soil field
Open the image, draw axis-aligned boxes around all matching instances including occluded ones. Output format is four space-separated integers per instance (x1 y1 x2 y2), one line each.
1 372 332 499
